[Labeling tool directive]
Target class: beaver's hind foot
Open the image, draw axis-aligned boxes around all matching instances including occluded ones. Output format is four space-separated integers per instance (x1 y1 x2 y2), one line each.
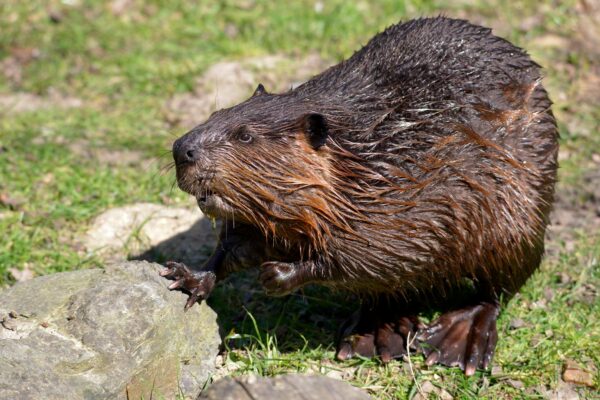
418 302 499 376
336 304 423 363
160 261 216 311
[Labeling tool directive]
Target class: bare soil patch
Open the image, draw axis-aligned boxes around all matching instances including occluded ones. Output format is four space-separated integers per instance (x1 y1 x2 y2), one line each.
0 90 82 114
164 54 332 129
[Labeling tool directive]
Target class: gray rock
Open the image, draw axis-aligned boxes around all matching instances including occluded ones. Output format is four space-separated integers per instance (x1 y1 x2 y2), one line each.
199 375 372 400
0 261 220 400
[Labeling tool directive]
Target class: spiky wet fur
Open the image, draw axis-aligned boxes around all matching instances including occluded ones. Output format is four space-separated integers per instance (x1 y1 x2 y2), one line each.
174 17 558 307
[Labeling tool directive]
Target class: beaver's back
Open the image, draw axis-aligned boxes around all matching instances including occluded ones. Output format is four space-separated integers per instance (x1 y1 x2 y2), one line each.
295 18 558 301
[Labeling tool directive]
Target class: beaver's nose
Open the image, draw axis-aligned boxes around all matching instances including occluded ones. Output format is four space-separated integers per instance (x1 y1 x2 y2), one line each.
172 136 201 165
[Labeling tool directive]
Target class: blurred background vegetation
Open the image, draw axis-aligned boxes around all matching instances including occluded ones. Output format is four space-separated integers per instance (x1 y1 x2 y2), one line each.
0 1 598 398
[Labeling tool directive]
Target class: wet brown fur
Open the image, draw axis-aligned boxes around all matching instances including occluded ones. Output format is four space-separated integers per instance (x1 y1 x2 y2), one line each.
173 17 558 308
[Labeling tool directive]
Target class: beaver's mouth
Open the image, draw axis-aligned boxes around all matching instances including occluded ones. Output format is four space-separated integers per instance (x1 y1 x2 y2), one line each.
196 188 214 204
176 166 240 219
194 184 219 212
194 187 238 219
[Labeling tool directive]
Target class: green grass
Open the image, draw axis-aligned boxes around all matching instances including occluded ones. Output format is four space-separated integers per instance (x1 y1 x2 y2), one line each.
1 0 598 399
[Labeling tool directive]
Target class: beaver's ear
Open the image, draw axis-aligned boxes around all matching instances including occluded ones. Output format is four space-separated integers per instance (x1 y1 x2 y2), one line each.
301 113 328 150
252 83 267 97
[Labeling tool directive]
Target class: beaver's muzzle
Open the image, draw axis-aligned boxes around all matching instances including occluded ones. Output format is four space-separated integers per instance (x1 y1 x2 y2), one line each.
172 134 203 166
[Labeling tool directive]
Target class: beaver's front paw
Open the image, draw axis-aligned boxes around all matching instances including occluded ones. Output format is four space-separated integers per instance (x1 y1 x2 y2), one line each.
259 261 300 297
160 261 216 311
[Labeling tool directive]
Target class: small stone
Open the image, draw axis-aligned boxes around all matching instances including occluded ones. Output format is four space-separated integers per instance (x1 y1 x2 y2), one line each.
214 354 224 367
509 318 527 330
530 334 543 347
414 381 453 400
481 376 490 390
8 265 35 282
575 284 597 305
537 381 580 400
224 23 238 38
507 379 525 389
109 0 134 16
531 299 547 310
0 192 24 210
48 10 63 23
563 360 594 387
324 368 344 381
557 272 571 285
555 380 581 400
491 366 503 377
565 240 576 252
439 387 453 400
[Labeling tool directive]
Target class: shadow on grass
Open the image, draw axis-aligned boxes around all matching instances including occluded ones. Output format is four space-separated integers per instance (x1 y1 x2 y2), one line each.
208 272 358 353
132 218 358 353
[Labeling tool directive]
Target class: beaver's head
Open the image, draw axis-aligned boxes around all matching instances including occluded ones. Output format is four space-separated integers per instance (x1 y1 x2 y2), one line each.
172 85 350 247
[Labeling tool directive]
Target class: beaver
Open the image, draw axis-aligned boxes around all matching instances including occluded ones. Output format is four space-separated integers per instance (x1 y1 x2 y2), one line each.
161 16 558 375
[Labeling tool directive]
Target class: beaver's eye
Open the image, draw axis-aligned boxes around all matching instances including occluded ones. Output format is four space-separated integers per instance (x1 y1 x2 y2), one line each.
239 132 253 143
236 127 254 144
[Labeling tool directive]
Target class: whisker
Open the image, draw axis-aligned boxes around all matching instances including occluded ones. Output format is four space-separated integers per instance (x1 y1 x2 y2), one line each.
169 178 180 196
160 161 176 174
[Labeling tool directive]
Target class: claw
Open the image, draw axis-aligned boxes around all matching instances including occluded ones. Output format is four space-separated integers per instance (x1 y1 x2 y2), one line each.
336 342 353 360
184 289 201 311
336 305 420 363
160 261 217 311
160 261 190 279
425 350 440 366
168 280 182 290
159 268 172 277
337 333 376 360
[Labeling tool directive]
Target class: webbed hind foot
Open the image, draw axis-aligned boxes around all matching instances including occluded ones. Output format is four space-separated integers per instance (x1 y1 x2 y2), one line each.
418 302 499 376
336 304 423 363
